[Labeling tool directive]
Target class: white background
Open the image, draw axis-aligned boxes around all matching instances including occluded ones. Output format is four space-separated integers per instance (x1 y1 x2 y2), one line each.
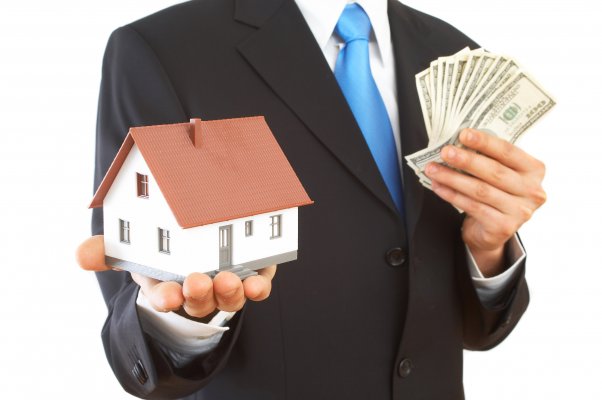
0 0 600 398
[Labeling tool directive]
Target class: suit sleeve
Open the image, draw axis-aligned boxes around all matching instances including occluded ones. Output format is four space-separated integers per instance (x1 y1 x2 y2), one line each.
456 233 529 351
92 25 245 399
415 18 532 351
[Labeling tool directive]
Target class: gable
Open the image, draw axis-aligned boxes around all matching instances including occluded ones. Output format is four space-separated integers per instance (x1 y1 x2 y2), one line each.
90 133 135 209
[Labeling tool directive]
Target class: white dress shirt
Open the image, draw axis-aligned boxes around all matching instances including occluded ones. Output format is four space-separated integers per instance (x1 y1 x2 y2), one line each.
136 0 525 365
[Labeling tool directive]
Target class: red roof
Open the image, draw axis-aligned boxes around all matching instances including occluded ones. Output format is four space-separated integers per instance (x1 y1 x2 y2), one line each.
90 117 313 228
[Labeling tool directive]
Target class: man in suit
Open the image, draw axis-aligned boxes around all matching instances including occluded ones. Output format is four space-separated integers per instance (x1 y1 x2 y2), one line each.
77 0 546 398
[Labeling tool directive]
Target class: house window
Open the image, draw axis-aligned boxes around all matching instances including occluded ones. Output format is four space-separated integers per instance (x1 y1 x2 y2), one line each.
158 228 170 254
137 173 149 198
245 220 253 237
119 219 130 244
270 215 282 239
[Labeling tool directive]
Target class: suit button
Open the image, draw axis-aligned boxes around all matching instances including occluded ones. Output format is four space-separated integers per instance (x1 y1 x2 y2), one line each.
398 358 413 378
132 360 148 385
501 312 513 328
386 247 407 267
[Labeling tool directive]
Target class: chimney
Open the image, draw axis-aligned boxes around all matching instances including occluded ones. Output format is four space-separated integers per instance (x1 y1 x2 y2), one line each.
190 118 202 148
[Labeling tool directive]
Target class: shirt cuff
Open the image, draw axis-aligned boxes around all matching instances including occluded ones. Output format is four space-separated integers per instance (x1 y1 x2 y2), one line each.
136 290 235 367
466 234 525 307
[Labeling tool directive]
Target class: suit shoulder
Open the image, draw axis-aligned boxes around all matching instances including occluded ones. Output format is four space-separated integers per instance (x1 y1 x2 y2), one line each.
410 6 476 43
390 1 479 50
118 0 233 45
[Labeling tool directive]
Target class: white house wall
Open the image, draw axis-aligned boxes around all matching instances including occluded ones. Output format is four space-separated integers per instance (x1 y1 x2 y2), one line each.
103 144 182 273
176 207 299 277
103 144 299 279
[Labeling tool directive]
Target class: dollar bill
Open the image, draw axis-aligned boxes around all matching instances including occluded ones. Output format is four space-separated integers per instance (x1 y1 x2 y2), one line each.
406 49 556 190
446 52 481 141
470 71 556 143
429 60 440 137
454 53 497 125
453 58 519 133
415 69 433 139
441 54 468 142
439 48 471 143
433 58 446 137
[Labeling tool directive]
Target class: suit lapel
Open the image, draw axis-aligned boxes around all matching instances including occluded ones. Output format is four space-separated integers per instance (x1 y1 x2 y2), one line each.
388 0 430 240
235 0 400 217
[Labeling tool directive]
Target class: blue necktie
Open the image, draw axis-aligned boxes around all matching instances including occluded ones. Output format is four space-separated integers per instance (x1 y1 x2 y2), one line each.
334 3 404 212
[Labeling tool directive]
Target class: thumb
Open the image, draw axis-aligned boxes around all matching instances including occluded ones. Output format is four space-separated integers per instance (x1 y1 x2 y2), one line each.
76 235 111 271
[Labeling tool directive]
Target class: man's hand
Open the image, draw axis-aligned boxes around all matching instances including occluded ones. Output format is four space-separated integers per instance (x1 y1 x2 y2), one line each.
424 128 546 277
76 235 277 319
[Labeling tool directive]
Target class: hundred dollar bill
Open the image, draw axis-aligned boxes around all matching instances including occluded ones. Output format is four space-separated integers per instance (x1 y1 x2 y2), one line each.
435 54 459 138
470 71 556 143
446 52 481 141
408 49 555 193
439 58 455 139
454 54 497 125
406 70 555 184
435 53 496 144
453 58 519 133
456 57 508 121
429 60 440 135
416 69 433 139
433 57 446 136
439 48 471 143
441 54 468 143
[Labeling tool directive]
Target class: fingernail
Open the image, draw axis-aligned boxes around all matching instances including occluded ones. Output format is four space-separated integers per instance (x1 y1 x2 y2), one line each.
427 163 438 175
445 147 456 159
431 181 440 190
464 129 475 143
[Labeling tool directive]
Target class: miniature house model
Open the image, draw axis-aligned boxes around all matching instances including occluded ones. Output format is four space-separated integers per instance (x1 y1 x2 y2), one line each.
90 117 313 281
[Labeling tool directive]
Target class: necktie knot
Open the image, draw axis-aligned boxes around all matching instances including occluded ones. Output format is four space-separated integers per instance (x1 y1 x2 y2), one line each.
335 3 372 43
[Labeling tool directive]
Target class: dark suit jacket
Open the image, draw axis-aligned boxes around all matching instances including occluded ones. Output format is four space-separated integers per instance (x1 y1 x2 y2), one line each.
92 0 529 399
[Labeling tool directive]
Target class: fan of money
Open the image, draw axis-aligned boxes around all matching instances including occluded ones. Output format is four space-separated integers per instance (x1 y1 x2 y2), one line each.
405 48 556 190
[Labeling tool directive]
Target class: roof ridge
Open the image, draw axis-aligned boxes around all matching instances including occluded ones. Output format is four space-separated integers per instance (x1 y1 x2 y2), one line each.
130 121 191 132
129 115 266 133
202 115 265 124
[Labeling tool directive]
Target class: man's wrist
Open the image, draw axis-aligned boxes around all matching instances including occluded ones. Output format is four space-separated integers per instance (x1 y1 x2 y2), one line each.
467 242 506 278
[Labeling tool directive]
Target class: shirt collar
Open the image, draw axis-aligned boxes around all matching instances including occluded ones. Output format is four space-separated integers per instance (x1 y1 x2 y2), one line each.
295 0 392 67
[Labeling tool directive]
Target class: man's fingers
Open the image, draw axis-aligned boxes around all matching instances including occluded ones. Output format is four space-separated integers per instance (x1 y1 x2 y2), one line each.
426 162 517 214
458 129 545 175
213 271 246 312
78 233 273 314
243 265 276 301
183 273 216 318
243 275 270 301
76 235 111 271
147 281 184 312
443 129 547 210
440 144 524 196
